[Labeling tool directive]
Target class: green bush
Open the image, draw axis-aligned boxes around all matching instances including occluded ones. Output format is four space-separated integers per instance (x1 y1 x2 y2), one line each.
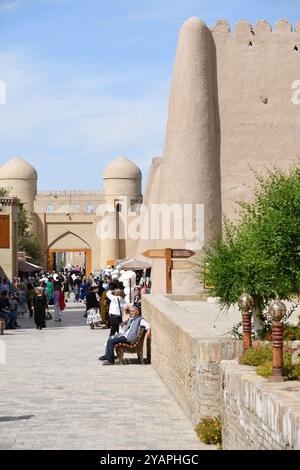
283 323 300 341
286 364 300 381
256 361 273 377
239 345 273 366
196 165 300 331
195 416 222 447
242 349 300 380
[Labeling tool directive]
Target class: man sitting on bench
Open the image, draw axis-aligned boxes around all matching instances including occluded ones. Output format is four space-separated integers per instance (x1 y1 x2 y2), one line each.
99 303 150 366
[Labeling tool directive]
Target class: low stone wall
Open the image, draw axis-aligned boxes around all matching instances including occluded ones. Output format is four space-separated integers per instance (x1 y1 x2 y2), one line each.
142 295 242 425
221 360 300 450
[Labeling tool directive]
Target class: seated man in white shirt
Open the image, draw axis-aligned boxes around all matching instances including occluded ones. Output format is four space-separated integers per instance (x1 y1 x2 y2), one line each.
99 303 150 366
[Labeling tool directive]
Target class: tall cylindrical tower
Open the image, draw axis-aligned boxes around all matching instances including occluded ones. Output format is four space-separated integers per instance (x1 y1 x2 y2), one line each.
101 157 142 264
150 17 222 293
99 211 120 268
103 156 142 210
158 17 222 248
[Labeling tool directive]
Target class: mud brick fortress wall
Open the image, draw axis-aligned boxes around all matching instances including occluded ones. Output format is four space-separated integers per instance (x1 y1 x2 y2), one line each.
139 18 300 293
221 360 300 450
142 295 243 425
211 18 300 219
143 295 300 450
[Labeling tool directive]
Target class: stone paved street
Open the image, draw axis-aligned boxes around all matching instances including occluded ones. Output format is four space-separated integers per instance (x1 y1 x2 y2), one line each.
0 303 206 450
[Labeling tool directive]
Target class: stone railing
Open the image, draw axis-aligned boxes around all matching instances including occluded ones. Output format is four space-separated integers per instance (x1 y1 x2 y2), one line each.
221 359 300 450
142 294 242 425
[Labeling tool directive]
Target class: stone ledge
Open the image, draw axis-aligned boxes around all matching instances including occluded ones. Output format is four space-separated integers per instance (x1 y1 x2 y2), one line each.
221 359 300 450
142 294 243 425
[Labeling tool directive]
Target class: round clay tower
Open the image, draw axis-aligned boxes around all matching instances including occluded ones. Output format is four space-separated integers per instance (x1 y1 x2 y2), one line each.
100 157 142 267
150 17 222 294
158 17 222 248
103 156 142 210
0 157 37 212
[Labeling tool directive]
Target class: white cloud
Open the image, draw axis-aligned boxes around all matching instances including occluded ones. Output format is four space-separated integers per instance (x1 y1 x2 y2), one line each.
0 1 21 12
0 0 73 13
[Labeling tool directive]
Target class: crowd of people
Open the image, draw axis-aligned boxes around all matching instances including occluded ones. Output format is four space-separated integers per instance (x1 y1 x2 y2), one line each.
0 265 151 365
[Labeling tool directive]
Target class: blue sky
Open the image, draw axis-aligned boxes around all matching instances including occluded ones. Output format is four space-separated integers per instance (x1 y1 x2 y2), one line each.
0 0 299 191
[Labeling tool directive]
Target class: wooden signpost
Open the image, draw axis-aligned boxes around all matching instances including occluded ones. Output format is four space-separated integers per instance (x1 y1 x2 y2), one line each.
143 248 195 294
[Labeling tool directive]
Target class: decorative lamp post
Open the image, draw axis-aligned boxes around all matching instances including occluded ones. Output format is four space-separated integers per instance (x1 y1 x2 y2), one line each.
238 293 254 351
269 300 287 382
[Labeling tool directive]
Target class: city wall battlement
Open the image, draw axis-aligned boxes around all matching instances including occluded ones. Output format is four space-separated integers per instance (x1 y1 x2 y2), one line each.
37 190 103 197
212 18 300 34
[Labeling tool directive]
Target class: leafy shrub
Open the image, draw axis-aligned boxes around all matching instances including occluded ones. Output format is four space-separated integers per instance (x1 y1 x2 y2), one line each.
196 165 300 332
239 345 272 366
286 364 300 380
256 361 272 377
241 349 300 380
283 323 300 341
195 416 222 447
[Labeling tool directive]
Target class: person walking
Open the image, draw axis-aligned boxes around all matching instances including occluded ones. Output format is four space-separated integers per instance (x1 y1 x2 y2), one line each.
32 287 47 330
106 288 126 336
53 285 65 322
46 278 54 305
86 287 101 329
79 280 87 302
26 282 35 318
62 278 70 303
17 283 29 318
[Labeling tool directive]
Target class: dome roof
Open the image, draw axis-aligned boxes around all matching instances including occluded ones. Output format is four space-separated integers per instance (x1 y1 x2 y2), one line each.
0 158 37 180
103 157 141 180
54 204 83 214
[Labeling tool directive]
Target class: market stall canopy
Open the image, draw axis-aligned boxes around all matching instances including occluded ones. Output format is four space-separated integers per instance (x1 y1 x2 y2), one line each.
18 259 44 273
118 258 151 271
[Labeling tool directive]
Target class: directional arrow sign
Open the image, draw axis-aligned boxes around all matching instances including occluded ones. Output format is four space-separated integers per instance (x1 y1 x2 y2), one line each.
143 249 167 259
143 249 195 259
171 249 195 259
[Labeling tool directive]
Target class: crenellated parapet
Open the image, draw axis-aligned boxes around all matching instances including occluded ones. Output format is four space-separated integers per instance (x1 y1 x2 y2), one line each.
212 18 300 34
37 190 103 197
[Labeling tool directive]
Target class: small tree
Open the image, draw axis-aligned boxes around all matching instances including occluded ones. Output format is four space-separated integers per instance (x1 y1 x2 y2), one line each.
199 165 300 332
18 203 31 238
0 187 9 197
18 232 44 266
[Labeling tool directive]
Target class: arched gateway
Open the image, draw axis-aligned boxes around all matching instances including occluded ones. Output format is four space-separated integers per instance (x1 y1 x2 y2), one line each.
47 232 92 274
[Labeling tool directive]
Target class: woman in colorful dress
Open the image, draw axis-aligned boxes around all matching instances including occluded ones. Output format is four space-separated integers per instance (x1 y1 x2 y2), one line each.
86 287 101 329
79 280 87 302
53 285 65 322
46 278 54 305
100 288 109 327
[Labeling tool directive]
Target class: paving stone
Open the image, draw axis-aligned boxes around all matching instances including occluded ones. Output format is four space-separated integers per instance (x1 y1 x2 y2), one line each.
0 304 208 450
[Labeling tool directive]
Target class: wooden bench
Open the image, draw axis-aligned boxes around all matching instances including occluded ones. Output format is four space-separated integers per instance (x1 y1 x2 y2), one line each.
114 327 147 364
0 318 5 335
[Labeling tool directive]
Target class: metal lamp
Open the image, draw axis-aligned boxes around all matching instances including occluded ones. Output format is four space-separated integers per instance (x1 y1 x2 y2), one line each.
238 292 254 351
269 299 287 382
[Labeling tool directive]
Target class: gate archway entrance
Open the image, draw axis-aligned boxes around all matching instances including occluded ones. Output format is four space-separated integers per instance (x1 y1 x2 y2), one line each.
47 232 92 274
